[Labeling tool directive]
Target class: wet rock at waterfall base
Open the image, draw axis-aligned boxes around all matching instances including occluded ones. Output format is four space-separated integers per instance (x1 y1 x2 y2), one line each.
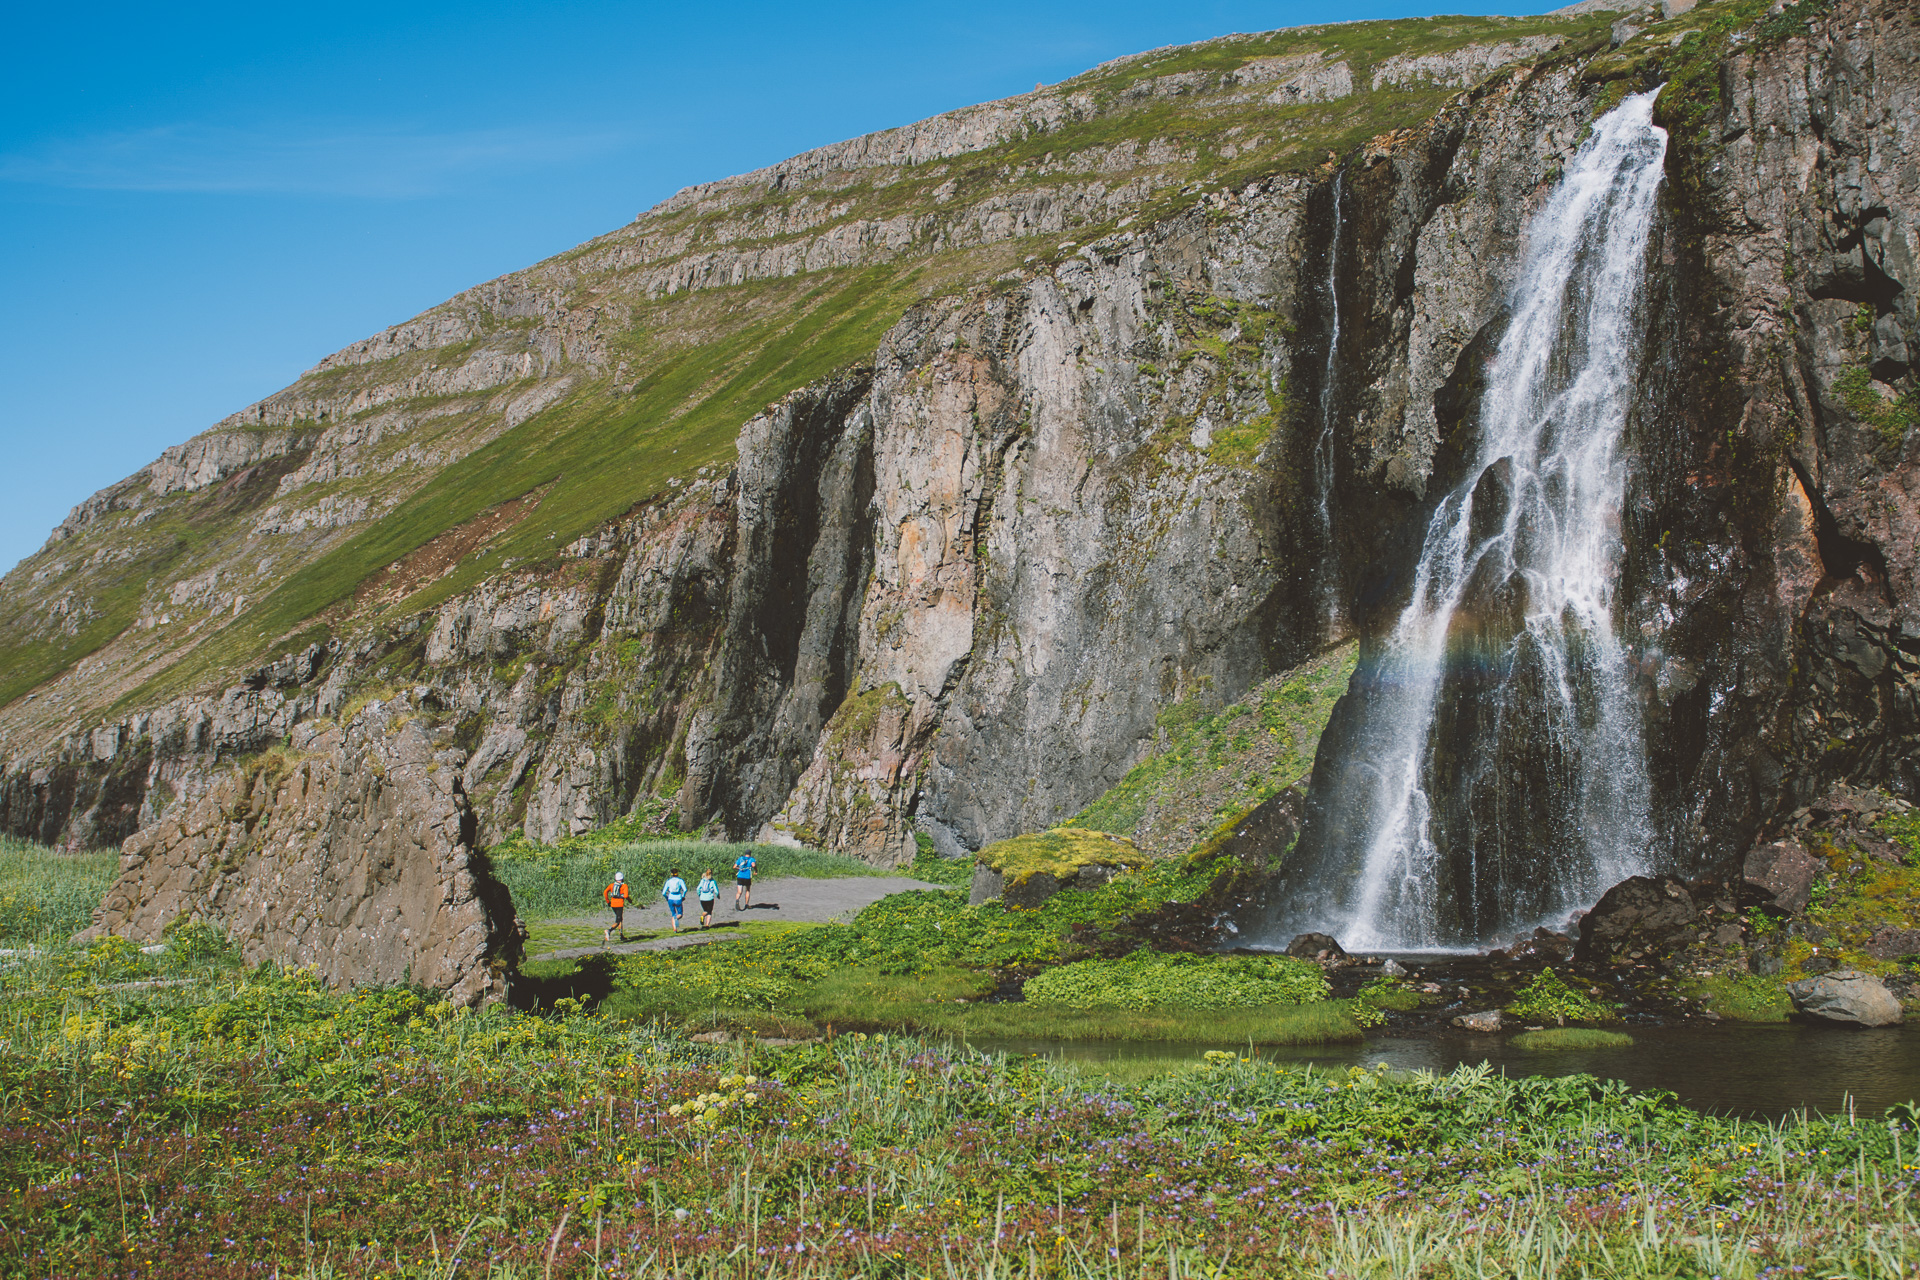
1742 837 1820 915
1786 971 1904 1028
1487 928 1575 964
1285 932 1349 962
1573 876 1698 967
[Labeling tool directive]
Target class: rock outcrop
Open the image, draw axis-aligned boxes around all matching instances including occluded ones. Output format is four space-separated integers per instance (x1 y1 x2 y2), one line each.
82 695 510 1004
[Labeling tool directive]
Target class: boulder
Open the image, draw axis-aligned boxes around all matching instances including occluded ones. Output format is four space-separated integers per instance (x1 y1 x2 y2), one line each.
1453 1010 1503 1033
968 863 1005 906
1004 871 1063 910
1786 970 1904 1027
1574 876 1697 966
969 828 1145 910
1285 932 1349 962
1743 838 1821 914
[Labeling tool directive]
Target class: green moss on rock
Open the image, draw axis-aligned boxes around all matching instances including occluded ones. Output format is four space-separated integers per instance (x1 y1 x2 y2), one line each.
975 828 1146 887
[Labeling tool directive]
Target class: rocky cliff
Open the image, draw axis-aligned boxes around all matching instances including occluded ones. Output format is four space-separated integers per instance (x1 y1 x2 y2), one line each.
3 0 1917 990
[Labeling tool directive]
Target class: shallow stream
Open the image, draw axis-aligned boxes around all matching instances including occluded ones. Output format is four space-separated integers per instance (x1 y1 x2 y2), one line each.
970 1023 1920 1120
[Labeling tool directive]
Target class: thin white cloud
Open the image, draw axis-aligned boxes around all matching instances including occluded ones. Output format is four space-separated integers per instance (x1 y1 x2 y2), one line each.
0 123 627 198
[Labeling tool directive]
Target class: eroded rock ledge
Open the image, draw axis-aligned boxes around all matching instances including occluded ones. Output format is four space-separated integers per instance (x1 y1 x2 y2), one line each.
82 695 511 1005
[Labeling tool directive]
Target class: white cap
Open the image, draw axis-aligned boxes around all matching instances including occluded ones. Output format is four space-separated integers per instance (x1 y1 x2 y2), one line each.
614 872 624 881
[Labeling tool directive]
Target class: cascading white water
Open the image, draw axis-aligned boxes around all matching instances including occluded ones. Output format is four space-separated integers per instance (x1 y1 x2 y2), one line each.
1288 90 1668 951
1313 173 1345 633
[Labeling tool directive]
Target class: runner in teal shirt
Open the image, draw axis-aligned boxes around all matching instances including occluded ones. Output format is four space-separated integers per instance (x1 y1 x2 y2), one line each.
695 869 719 928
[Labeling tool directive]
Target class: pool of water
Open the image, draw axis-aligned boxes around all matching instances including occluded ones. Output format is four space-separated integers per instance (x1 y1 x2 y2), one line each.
968 1023 1920 1119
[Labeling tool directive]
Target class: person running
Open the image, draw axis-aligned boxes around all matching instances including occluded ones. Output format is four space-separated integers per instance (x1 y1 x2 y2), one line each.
603 872 631 944
695 868 720 928
733 850 758 911
661 868 689 932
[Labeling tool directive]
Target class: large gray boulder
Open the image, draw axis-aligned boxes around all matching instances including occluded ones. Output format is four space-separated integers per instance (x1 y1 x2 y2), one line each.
1786 970 1904 1027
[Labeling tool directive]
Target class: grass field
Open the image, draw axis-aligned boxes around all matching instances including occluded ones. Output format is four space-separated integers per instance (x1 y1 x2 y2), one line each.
0 836 114 945
1 931 1915 1277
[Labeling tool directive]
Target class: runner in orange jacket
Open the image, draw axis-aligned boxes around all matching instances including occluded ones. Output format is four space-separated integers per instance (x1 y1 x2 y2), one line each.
603 872 631 943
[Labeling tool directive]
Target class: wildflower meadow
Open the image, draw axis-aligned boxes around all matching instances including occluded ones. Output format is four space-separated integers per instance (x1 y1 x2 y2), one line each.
1 927 1917 1278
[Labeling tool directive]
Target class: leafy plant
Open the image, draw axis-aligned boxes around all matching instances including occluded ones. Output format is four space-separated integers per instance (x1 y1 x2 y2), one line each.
907 842 973 888
1356 974 1422 1011
1505 967 1619 1025
4 931 1914 1276
159 917 239 973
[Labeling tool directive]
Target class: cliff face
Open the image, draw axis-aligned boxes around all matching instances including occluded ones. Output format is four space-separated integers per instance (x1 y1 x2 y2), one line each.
4 0 1918 989
1649 0 1920 846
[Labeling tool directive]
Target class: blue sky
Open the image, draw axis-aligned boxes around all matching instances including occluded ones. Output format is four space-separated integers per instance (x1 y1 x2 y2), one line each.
1 0 1554 575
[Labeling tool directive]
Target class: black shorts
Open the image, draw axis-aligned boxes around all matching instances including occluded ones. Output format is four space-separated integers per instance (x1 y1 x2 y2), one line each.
610 905 625 923
699 898 717 911
736 876 752 887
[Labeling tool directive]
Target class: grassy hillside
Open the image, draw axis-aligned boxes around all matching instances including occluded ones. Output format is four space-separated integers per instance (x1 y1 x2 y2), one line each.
0 11 1613 725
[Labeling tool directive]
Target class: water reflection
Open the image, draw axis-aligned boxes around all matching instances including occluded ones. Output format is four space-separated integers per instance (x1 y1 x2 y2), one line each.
967 1023 1920 1120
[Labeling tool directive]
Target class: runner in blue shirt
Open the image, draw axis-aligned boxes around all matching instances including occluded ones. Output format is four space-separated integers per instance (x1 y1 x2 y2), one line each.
661 868 689 932
733 851 757 911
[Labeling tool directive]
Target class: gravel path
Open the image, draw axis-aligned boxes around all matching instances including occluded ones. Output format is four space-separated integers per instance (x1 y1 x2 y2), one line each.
527 875 944 962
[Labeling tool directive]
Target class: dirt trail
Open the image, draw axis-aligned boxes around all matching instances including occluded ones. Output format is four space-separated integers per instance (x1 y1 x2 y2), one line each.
527 875 943 961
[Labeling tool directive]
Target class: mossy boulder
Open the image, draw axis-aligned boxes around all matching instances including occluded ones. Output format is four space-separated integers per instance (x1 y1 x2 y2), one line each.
970 828 1146 909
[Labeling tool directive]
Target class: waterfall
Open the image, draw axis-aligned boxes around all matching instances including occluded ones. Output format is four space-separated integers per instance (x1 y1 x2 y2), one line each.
1273 90 1668 952
1313 173 1346 635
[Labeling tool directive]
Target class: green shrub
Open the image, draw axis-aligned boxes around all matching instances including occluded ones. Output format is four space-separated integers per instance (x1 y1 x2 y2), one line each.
1022 950 1328 1011
160 918 239 974
908 844 974 888
1356 974 1422 1011
1506 967 1620 1024
1681 972 1793 1022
